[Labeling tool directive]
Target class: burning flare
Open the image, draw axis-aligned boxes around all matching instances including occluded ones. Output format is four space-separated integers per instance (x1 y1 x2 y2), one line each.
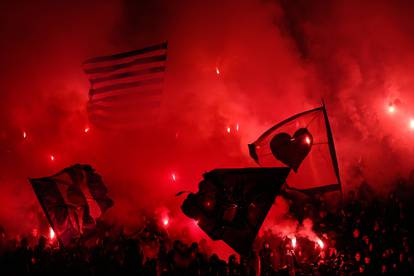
49 227 55 240
291 237 297 248
317 238 324 249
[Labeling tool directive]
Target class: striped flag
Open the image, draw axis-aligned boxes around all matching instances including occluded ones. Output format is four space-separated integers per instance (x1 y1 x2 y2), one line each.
83 42 168 129
30 164 113 246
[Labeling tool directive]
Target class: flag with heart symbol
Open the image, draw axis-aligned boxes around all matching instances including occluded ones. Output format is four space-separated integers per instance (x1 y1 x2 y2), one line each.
248 105 341 194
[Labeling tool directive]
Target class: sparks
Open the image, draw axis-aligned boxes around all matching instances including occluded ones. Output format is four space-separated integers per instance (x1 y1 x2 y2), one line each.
49 227 55 240
204 200 213 209
216 67 220 75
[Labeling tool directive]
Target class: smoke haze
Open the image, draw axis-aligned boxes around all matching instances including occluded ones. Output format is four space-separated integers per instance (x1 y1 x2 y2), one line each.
1 0 414 255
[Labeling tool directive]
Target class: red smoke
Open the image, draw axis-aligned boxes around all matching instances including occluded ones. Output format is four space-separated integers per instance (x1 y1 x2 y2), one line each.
1 0 414 258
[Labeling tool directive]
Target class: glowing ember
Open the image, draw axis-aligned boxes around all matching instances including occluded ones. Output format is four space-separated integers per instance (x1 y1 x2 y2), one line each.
305 136 311 145
388 105 396 113
227 127 231 134
317 239 324 249
216 67 220 75
49 227 55 240
84 127 90 133
162 218 169 226
410 119 414 129
291 237 297 248
49 155 55 161
23 131 27 139
172 173 176 181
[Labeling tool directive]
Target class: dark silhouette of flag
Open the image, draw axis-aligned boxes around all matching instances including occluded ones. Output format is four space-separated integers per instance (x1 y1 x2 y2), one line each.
181 167 290 255
30 164 113 246
248 105 341 194
83 42 168 130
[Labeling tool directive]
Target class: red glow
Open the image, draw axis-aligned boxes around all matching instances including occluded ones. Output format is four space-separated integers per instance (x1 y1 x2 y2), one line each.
305 136 311 145
162 218 169 226
388 105 396 113
227 127 231 134
236 123 239 132
49 155 55 161
171 173 176 181
23 131 27 139
410 119 414 129
84 127 90 133
49 227 55 240
215 67 220 75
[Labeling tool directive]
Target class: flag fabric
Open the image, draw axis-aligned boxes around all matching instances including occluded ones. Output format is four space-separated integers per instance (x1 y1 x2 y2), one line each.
30 164 113 246
248 105 341 194
83 42 168 129
181 167 290 255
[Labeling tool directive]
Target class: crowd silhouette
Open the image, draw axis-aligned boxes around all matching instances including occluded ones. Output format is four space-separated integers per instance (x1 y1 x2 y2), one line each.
1 178 414 275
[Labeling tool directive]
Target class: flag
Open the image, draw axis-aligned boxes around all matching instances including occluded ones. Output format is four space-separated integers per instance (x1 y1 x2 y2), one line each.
83 42 168 130
30 164 113 246
181 167 290 255
248 105 341 194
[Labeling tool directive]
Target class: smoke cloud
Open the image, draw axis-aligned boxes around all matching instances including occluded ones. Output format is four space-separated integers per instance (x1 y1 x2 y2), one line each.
1 0 414 255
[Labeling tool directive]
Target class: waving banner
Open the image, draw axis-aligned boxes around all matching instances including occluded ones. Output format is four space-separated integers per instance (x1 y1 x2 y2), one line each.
181 167 290 255
30 164 113 246
249 105 341 194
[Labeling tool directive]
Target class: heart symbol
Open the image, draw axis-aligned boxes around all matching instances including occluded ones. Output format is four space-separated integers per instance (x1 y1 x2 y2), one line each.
269 128 313 172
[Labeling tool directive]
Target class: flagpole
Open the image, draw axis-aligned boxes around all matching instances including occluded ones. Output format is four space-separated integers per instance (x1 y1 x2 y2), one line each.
321 99 343 201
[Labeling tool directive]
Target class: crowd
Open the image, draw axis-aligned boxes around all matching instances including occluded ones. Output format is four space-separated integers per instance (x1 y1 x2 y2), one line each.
1 179 414 275
256 180 414 275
